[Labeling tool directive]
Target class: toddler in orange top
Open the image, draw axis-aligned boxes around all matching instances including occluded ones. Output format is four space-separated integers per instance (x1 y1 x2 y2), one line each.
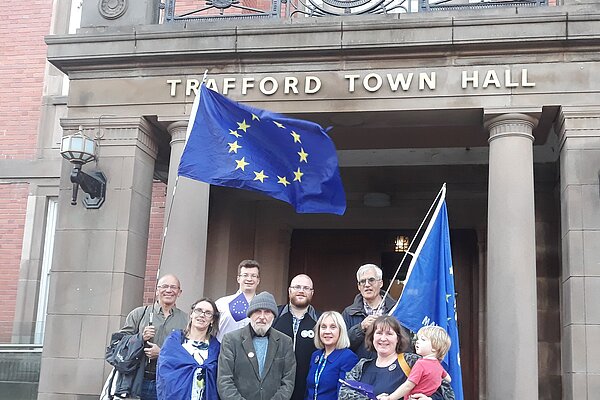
377 326 451 400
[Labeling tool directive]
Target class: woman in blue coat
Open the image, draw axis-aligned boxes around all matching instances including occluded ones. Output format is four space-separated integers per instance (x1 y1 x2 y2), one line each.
157 297 220 400
305 311 359 400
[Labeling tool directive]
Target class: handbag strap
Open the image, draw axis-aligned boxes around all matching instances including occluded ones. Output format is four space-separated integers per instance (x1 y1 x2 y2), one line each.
397 353 412 377
137 305 149 334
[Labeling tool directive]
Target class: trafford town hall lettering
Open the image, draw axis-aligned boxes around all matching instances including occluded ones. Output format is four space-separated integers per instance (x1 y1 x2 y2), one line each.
167 68 535 97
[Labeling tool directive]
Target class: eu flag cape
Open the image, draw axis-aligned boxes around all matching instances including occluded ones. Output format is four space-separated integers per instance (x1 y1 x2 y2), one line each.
178 85 346 215
390 186 464 400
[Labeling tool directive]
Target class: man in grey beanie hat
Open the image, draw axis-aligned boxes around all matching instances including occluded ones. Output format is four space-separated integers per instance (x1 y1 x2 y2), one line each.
218 291 296 400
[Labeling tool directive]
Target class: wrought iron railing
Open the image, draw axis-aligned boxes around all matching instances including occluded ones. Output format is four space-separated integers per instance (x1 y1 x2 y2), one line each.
162 0 547 22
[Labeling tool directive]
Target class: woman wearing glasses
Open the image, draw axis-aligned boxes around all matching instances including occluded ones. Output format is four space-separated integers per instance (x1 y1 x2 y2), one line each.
157 298 221 400
305 311 358 400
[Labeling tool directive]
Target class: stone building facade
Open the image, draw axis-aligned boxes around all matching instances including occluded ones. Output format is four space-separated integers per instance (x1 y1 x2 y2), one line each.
1 0 598 399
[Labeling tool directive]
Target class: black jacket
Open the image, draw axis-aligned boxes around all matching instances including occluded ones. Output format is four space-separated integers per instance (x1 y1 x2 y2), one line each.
104 331 146 397
341 292 398 359
273 304 321 400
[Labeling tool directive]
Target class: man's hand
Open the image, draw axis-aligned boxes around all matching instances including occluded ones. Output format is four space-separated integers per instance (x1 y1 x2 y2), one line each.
144 341 160 360
409 394 432 400
142 325 156 341
361 315 377 332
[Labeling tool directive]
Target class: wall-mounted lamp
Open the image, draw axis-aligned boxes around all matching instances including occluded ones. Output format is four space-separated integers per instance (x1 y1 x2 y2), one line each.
60 126 106 209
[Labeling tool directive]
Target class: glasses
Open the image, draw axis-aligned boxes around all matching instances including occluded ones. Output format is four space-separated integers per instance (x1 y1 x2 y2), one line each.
157 284 180 291
192 308 214 317
238 273 259 279
290 285 313 292
358 277 380 286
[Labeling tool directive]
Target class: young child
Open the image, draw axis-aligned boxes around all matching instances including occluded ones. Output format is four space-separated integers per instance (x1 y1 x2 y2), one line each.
377 326 451 400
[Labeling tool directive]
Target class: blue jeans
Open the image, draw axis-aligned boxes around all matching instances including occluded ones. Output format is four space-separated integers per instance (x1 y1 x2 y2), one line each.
140 378 157 400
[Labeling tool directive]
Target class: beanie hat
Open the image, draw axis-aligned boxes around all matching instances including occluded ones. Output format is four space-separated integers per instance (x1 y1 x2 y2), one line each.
246 291 278 318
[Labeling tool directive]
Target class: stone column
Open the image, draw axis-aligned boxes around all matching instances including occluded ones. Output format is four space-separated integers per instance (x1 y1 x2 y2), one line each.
557 107 600 399
158 121 210 309
484 113 539 399
37 117 158 400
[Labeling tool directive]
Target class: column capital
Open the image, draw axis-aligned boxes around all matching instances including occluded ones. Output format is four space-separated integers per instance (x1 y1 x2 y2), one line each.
60 116 159 159
167 121 188 146
484 113 539 144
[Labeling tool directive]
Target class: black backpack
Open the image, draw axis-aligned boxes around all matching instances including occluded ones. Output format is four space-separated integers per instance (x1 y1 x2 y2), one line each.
105 306 148 374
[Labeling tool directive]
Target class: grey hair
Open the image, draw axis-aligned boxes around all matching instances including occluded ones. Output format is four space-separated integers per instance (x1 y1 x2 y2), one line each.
356 264 382 281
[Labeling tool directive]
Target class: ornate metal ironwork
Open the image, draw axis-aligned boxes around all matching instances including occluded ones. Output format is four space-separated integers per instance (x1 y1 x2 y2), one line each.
163 0 280 22
161 0 547 22
420 0 546 12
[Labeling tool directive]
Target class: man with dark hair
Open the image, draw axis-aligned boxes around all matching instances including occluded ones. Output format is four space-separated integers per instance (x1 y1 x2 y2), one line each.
218 292 296 400
215 259 261 341
273 274 321 400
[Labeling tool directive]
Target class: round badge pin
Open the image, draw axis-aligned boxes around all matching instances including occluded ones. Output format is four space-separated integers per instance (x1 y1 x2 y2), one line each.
388 363 397 371
248 352 255 358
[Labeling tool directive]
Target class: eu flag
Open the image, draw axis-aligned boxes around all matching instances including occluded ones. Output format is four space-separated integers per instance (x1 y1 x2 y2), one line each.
178 85 346 215
390 186 464 400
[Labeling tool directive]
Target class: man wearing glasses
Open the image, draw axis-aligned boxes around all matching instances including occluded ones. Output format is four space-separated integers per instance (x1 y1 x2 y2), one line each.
119 274 188 400
273 274 321 400
342 264 398 359
215 259 261 341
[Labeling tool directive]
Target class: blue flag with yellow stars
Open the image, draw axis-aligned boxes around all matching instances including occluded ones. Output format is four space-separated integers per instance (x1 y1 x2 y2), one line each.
390 185 464 400
178 85 346 215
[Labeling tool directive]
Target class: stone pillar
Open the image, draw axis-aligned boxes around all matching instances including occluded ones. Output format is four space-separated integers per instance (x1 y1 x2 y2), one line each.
37 117 158 400
158 121 210 309
484 113 539 399
557 107 600 399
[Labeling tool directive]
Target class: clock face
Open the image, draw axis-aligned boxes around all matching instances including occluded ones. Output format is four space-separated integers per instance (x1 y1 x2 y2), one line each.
99 0 128 20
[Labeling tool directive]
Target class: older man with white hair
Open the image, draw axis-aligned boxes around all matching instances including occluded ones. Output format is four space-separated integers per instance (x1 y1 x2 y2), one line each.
342 264 398 359
218 291 296 400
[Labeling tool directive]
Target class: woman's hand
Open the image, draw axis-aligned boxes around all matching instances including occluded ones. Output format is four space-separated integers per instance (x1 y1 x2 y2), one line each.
376 394 390 400
409 394 432 400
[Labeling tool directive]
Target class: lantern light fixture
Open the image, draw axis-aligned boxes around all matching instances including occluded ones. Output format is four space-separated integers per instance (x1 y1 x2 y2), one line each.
60 126 106 209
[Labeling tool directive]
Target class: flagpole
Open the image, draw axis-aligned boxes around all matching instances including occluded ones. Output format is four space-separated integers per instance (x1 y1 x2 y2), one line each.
149 72 208 325
377 183 447 314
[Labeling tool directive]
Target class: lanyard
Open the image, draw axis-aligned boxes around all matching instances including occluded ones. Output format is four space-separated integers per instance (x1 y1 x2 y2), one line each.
313 351 328 400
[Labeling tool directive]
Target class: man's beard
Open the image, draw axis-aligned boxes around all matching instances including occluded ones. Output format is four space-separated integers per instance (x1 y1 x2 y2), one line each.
251 319 273 336
290 295 311 308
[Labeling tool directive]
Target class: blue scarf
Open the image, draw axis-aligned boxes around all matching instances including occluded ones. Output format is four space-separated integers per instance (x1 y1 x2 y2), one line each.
157 330 220 400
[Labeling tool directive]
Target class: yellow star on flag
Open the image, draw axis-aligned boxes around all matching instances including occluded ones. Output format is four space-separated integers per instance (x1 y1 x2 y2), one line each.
273 121 285 129
237 120 250 132
298 148 308 163
253 170 268 183
252 113 260 121
228 141 242 153
293 168 304 182
229 129 241 138
290 131 301 143
235 157 249 171
277 176 290 187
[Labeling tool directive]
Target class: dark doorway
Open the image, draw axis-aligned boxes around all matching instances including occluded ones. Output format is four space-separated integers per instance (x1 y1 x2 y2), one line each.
288 229 478 400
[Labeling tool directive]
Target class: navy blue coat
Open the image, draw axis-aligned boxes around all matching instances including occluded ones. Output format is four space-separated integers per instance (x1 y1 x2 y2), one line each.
305 348 358 400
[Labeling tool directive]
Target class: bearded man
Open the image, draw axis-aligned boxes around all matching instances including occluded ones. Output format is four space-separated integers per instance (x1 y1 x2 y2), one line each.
217 291 296 400
273 274 321 400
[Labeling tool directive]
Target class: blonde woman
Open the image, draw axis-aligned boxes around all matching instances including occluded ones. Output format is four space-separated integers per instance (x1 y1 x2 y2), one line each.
305 311 358 400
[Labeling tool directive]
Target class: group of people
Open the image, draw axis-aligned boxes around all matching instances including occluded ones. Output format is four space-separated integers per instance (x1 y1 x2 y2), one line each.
115 260 454 400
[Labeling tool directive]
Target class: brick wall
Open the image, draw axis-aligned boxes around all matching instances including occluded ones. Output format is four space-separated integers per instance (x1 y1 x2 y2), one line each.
143 181 167 304
0 1 53 159
0 2 52 343
0 184 29 342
